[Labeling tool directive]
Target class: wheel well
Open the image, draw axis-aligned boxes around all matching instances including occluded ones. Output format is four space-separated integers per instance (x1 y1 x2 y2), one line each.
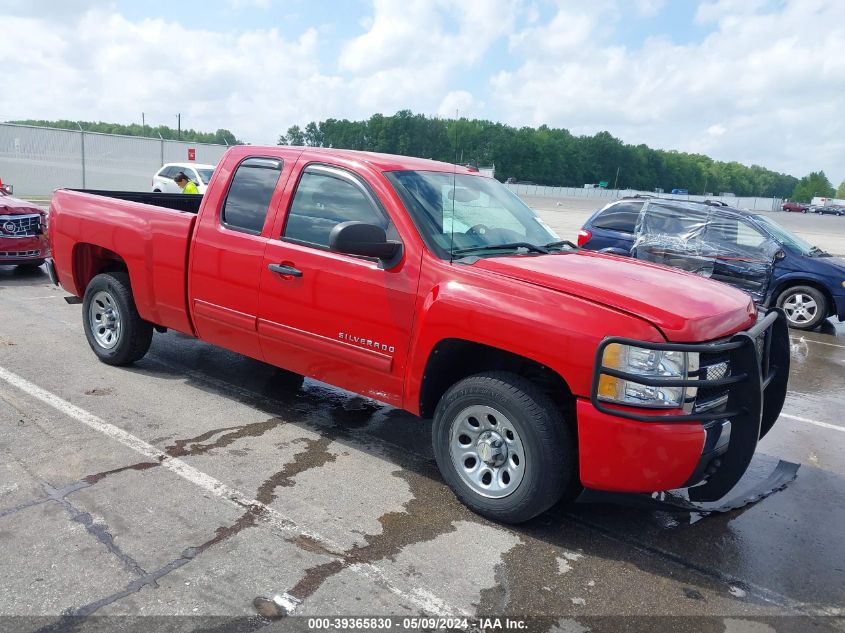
72 243 128 294
419 339 575 422
773 279 835 317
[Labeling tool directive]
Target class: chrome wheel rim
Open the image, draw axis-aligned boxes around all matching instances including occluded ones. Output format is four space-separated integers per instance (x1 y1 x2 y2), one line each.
89 290 122 349
782 293 818 325
449 405 525 499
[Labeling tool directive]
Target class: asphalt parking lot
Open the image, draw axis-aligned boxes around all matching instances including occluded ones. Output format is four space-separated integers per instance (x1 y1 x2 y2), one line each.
1 200 844 632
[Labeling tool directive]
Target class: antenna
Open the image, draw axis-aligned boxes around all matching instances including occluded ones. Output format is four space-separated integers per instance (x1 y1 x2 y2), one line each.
449 109 458 264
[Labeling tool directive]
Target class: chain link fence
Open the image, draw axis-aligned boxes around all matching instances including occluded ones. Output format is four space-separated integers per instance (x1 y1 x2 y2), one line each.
0 123 229 196
505 183 783 212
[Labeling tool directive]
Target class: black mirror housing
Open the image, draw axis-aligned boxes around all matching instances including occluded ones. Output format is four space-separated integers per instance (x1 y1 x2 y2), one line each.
329 221 401 262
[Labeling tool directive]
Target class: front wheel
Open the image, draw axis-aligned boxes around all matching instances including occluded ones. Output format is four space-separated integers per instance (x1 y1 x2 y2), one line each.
777 285 828 330
432 371 576 523
82 272 153 365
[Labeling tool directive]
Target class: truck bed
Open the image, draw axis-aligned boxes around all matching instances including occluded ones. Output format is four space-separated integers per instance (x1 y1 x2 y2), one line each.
66 190 203 214
49 189 198 335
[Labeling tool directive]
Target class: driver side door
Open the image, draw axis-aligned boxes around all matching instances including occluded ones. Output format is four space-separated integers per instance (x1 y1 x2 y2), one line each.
257 162 420 407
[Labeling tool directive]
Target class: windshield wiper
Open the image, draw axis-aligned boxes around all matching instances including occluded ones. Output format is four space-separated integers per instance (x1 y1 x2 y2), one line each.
452 242 550 256
543 240 579 251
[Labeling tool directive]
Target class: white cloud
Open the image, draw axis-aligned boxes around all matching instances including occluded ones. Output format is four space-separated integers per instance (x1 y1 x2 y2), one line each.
489 0 845 183
634 0 667 16
0 0 841 185
437 91 482 118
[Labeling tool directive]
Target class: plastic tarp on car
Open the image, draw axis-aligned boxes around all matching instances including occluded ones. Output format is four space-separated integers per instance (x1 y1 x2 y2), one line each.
631 201 780 303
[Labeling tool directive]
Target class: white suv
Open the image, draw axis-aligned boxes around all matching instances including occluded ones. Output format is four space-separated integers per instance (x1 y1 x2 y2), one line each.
152 163 216 194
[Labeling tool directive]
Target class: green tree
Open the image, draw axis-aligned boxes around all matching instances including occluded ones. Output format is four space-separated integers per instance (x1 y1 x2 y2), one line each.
10 119 244 144
790 171 835 202
279 125 305 146
836 180 845 199
276 110 798 194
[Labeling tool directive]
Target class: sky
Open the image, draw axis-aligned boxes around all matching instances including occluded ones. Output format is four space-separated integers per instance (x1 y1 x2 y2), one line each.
1 0 843 184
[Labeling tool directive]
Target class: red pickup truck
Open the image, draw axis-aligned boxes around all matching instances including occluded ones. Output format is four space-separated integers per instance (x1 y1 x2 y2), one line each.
47 146 790 522
1 190 49 268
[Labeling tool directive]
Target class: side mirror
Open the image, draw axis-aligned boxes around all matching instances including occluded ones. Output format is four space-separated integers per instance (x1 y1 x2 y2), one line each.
775 250 786 260
329 221 402 262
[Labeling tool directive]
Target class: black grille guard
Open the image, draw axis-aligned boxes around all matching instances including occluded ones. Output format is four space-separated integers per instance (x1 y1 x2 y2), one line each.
590 308 790 501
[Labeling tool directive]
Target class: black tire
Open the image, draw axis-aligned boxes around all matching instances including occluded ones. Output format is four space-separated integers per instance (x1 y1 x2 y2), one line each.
776 285 828 330
82 272 153 365
432 371 576 523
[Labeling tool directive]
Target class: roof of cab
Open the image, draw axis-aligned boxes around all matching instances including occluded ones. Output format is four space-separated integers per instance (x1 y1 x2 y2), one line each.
232 145 480 176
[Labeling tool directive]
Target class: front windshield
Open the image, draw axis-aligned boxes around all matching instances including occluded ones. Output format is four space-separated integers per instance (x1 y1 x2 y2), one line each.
753 214 817 255
196 168 214 184
385 170 561 259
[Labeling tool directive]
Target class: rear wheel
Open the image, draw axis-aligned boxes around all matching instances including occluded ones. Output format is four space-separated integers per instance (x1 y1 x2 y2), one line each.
777 285 828 330
82 272 153 365
432 371 576 523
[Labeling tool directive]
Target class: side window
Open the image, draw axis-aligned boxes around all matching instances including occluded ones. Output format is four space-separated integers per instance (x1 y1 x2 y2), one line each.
283 166 394 248
221 157 283 234
592 202 642 233
704 216 767 250
159 166 174 179
736 221 768 249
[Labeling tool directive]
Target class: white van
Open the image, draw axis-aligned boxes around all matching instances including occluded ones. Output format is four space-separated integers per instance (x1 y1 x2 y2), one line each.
152 163 216 194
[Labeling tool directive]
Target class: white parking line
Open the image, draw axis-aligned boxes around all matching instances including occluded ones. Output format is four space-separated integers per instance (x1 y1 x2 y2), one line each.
780 412 845 433
0 365 461 617
790 337 845 350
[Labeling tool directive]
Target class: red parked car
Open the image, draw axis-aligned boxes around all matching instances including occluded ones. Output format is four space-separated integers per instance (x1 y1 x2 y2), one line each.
0 190 49 268
47 146 790 523
781 201 809 213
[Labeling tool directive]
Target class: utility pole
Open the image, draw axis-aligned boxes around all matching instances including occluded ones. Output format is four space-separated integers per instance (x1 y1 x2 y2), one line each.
76 121 86 189
176 113 181 141
703 173 708 196
142 112 146 135
613 166 620 191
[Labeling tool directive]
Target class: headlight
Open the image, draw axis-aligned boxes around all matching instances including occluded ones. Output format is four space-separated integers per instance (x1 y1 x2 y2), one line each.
597 343 699 409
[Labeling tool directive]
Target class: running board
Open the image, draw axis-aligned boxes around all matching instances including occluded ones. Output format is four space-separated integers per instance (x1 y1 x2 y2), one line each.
578 459 800 515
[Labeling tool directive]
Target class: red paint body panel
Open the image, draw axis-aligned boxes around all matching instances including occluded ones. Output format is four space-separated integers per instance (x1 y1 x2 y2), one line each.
48 145 767 495
49 190 195 335
576 399 706 491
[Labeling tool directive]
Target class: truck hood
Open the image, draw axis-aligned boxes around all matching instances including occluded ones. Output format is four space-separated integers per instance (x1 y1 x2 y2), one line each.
472 251 757 342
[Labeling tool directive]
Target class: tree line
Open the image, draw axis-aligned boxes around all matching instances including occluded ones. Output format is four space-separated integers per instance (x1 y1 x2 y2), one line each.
279 110 815 199
9 119 242 146
10 114 838 200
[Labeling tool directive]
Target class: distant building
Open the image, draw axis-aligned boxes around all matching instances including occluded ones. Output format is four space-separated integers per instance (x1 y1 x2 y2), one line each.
478 165 495 178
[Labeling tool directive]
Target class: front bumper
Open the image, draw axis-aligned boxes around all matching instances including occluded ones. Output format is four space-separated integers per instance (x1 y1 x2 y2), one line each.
580 309 790 500
0 235 48 264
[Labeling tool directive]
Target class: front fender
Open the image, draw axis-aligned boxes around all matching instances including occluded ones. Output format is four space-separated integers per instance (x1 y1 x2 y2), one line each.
403 262 664 416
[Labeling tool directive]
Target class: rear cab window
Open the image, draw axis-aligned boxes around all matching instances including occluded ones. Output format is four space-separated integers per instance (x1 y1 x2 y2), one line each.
220 157 284 234
592 202 643 233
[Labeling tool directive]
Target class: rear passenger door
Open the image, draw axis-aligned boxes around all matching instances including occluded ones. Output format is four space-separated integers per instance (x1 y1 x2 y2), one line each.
257 162 418 407
189 156 290 361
